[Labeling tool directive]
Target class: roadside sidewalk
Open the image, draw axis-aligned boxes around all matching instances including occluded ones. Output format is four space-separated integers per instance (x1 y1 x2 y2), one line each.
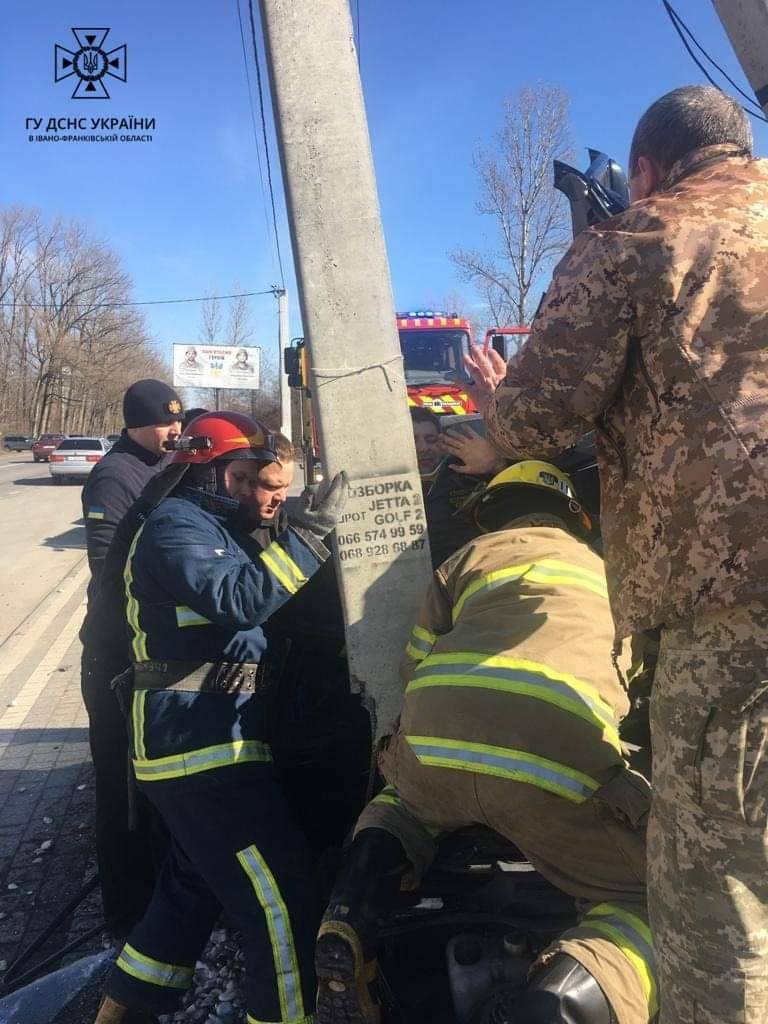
0 565 102 990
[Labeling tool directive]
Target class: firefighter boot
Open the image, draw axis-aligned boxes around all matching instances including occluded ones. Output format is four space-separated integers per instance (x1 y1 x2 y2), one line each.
316 828 408 1024
511 954 617 1024
93 994 158 1024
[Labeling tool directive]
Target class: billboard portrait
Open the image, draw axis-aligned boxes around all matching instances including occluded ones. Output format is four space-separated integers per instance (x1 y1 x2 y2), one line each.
173 344 261 390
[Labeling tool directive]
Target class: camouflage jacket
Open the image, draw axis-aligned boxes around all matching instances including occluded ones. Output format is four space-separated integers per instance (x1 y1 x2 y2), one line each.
486 145 768 638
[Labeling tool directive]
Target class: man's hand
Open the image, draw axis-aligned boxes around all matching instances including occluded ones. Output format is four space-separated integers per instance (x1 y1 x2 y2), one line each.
292 471 349 540
439 427 506 476
462 344 508 414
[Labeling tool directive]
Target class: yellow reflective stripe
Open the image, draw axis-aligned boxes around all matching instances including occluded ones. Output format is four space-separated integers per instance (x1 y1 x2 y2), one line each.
124 523 149 662
406 624 438 662
132 690 147 761
116 942 193 990
260 549 297 594
238 845 305 1022
373 785 401 807
452 561 534 621
247 1015 315 1024
584 906 658 1017
407 653 620 753
527 560 608 599
86 509 105 520
133 739 272 782
452 558 607 622
269 542 307 588
175 604 211 628
406 735 599 803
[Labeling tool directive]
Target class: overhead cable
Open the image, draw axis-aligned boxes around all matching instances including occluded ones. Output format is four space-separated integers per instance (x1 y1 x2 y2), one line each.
247 0 286 286
235 0 279 274
0 289 279 310
661 0 768 123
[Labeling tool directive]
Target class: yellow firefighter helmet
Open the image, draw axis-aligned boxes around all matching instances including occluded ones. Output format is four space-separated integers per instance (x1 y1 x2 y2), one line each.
471 460 593 537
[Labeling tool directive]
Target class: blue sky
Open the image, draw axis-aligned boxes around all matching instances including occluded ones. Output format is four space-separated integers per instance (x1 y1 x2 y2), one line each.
2 0 766 373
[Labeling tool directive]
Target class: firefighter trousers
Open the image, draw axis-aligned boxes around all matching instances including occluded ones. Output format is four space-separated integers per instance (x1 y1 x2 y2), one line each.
105 767 319 1023
356 731 657 1024
648 604 768 1024
81 647 165 936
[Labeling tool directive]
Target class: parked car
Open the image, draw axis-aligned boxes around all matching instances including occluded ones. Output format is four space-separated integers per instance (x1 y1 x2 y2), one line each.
48 437 110 483
105 433 121 449
32 433 67 462
3 434 34 452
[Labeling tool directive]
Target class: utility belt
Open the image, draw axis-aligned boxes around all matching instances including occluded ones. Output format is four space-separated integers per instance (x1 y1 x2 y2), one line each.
132 659 264 694
111 659 267 722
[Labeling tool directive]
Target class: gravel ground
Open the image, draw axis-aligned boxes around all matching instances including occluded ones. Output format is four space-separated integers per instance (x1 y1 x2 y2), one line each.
158 928 247 1024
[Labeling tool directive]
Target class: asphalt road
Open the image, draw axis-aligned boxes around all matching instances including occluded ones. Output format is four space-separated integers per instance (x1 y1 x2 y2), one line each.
0 457 87 648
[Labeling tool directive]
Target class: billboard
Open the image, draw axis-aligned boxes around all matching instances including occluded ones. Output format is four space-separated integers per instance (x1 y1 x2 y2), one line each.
173 344 261 390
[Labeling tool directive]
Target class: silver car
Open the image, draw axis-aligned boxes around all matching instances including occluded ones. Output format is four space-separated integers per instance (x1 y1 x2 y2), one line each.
48 437 109 483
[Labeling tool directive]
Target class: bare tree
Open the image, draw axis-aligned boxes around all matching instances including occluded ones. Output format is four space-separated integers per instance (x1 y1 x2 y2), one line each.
0 204 170 437
451 84 574 326
199 290 222 346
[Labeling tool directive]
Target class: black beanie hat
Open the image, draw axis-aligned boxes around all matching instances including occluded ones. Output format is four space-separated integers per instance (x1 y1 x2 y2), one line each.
123 379 184 428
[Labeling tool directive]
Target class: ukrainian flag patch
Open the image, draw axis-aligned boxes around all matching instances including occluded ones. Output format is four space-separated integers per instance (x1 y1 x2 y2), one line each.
87 507 106 520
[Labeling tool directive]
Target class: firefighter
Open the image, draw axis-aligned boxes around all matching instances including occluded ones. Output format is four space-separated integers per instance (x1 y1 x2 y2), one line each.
315 462 656 1024
95 411 347 1024
80 378 183 937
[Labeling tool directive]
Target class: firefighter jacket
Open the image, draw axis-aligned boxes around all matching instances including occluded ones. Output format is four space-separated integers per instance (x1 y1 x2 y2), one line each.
485 146 768 638
124 488 328 784
400 523 629 804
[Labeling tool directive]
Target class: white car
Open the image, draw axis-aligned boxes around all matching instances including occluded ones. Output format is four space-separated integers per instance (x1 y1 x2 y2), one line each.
48 437 109 483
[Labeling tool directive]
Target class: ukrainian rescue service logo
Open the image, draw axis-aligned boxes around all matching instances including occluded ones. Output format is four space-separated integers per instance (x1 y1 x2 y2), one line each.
54 28 127 99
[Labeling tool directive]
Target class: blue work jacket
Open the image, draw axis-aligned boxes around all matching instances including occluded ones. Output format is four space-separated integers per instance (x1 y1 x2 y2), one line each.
124 490 328 785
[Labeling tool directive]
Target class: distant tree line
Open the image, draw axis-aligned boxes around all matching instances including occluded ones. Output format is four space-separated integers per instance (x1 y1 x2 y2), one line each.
0 205 169 438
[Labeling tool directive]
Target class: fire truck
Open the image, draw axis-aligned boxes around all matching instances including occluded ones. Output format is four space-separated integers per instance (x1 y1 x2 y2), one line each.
396 310 476 415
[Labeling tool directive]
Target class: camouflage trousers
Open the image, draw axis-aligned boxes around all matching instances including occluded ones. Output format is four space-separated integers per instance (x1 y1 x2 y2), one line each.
649 603 768 1024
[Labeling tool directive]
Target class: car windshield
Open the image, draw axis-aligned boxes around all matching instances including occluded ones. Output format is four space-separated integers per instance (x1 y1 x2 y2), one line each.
399 329 471 385
57 439 102 451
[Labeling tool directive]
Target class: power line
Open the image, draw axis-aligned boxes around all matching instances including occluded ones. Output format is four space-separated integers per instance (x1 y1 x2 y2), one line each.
247 0 286 287
0 289 279 310
236 0 279 276
661 1 768 123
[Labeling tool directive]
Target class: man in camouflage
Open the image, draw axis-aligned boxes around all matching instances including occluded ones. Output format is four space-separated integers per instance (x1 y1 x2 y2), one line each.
468 85 768 1024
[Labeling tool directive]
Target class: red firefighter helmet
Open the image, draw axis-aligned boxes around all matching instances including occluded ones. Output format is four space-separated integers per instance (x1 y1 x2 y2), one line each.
169 411 279 465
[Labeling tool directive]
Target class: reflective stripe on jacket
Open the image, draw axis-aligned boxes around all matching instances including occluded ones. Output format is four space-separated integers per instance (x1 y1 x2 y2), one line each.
400 526 629 800
124 493 328 774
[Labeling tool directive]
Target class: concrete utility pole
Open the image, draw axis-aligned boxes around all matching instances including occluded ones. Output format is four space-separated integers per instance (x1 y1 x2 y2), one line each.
276 288 292 442
713 0 768 115
258 0 432 736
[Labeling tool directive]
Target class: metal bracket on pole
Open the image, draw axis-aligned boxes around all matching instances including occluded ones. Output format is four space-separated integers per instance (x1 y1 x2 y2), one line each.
258 0 433 737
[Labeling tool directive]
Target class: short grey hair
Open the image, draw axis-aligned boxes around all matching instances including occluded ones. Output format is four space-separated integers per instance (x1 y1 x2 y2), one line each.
629 85 752 176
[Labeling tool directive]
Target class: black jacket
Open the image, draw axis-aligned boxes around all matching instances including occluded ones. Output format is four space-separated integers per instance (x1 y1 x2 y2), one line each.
81 431 165 603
